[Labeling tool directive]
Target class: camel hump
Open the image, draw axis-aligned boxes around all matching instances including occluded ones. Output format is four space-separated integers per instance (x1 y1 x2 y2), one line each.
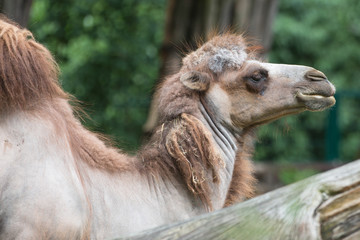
0 14 66 111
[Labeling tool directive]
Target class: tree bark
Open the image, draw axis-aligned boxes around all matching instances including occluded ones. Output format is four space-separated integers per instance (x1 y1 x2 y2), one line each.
143 0 279 133
0 0 33 27
122 159 360 240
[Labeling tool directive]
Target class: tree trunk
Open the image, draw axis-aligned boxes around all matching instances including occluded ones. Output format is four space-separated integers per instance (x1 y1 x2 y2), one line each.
123 159 360 240
143 0 279 133
0 0 33 27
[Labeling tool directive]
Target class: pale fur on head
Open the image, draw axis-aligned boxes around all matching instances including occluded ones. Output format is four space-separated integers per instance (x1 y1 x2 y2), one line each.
182 34 248 73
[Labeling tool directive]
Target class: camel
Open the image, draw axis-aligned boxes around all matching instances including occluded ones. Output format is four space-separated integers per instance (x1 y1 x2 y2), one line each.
0 16 336 239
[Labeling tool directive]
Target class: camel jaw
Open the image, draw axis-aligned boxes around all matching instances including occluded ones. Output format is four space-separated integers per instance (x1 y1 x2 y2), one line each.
296 92 336 111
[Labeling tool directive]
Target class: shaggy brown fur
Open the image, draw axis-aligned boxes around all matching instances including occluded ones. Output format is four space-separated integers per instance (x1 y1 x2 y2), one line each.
0 16 131 172
0 15 66 111
139 112 223 210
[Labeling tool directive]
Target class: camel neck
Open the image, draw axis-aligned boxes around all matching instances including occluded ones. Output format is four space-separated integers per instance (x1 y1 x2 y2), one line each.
199 101 238 159
199 100 239 208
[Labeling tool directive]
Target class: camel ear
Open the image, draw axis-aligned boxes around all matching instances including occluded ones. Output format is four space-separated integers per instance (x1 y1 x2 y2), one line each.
180 71 210 91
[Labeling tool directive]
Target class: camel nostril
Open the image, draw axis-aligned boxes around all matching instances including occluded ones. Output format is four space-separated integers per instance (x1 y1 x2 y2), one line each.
305 69 327 81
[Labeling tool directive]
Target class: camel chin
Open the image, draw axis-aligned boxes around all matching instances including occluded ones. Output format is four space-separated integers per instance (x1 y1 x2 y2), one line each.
296 92 336 111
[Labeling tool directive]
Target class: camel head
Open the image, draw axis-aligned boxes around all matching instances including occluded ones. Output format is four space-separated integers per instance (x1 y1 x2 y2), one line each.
177 34 336 129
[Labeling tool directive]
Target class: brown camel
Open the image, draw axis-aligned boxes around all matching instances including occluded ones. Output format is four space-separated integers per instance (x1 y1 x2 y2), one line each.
0 16 335 239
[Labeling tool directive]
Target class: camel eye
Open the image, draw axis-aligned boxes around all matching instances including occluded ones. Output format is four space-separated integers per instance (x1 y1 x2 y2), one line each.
244 69 269 94
248 69 268 83
250 74 262 82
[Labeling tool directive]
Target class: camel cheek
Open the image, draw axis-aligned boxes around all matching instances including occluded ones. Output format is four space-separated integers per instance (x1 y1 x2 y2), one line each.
205 85 232 124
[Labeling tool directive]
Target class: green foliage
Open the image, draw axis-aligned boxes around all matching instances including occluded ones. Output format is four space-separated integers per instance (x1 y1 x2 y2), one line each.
30 0 166 151
254 0 360 162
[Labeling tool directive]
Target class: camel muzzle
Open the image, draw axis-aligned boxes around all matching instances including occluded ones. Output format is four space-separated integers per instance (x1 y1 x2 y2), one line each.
296 69 336 111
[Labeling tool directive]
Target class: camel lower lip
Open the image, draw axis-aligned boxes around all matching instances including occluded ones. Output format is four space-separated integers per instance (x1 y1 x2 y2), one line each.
297 92 335 101
296 92 336 111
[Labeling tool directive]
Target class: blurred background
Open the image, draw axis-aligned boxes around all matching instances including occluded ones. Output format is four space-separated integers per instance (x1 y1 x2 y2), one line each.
1 0 359 191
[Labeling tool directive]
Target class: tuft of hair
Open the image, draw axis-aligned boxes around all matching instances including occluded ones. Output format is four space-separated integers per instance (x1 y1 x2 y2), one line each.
0 15 66 111
181 31 264 74
139 113 223 210
182 33 248 73
165 113 222 210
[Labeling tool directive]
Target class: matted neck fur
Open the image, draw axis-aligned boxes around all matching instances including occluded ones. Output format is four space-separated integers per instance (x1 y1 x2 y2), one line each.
0 16 335 239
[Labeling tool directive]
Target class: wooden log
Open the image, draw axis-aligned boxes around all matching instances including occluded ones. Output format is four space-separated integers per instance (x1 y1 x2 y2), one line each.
121 159 360 240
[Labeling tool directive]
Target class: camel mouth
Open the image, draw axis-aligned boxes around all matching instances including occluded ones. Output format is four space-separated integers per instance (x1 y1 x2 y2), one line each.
296 92 336 111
